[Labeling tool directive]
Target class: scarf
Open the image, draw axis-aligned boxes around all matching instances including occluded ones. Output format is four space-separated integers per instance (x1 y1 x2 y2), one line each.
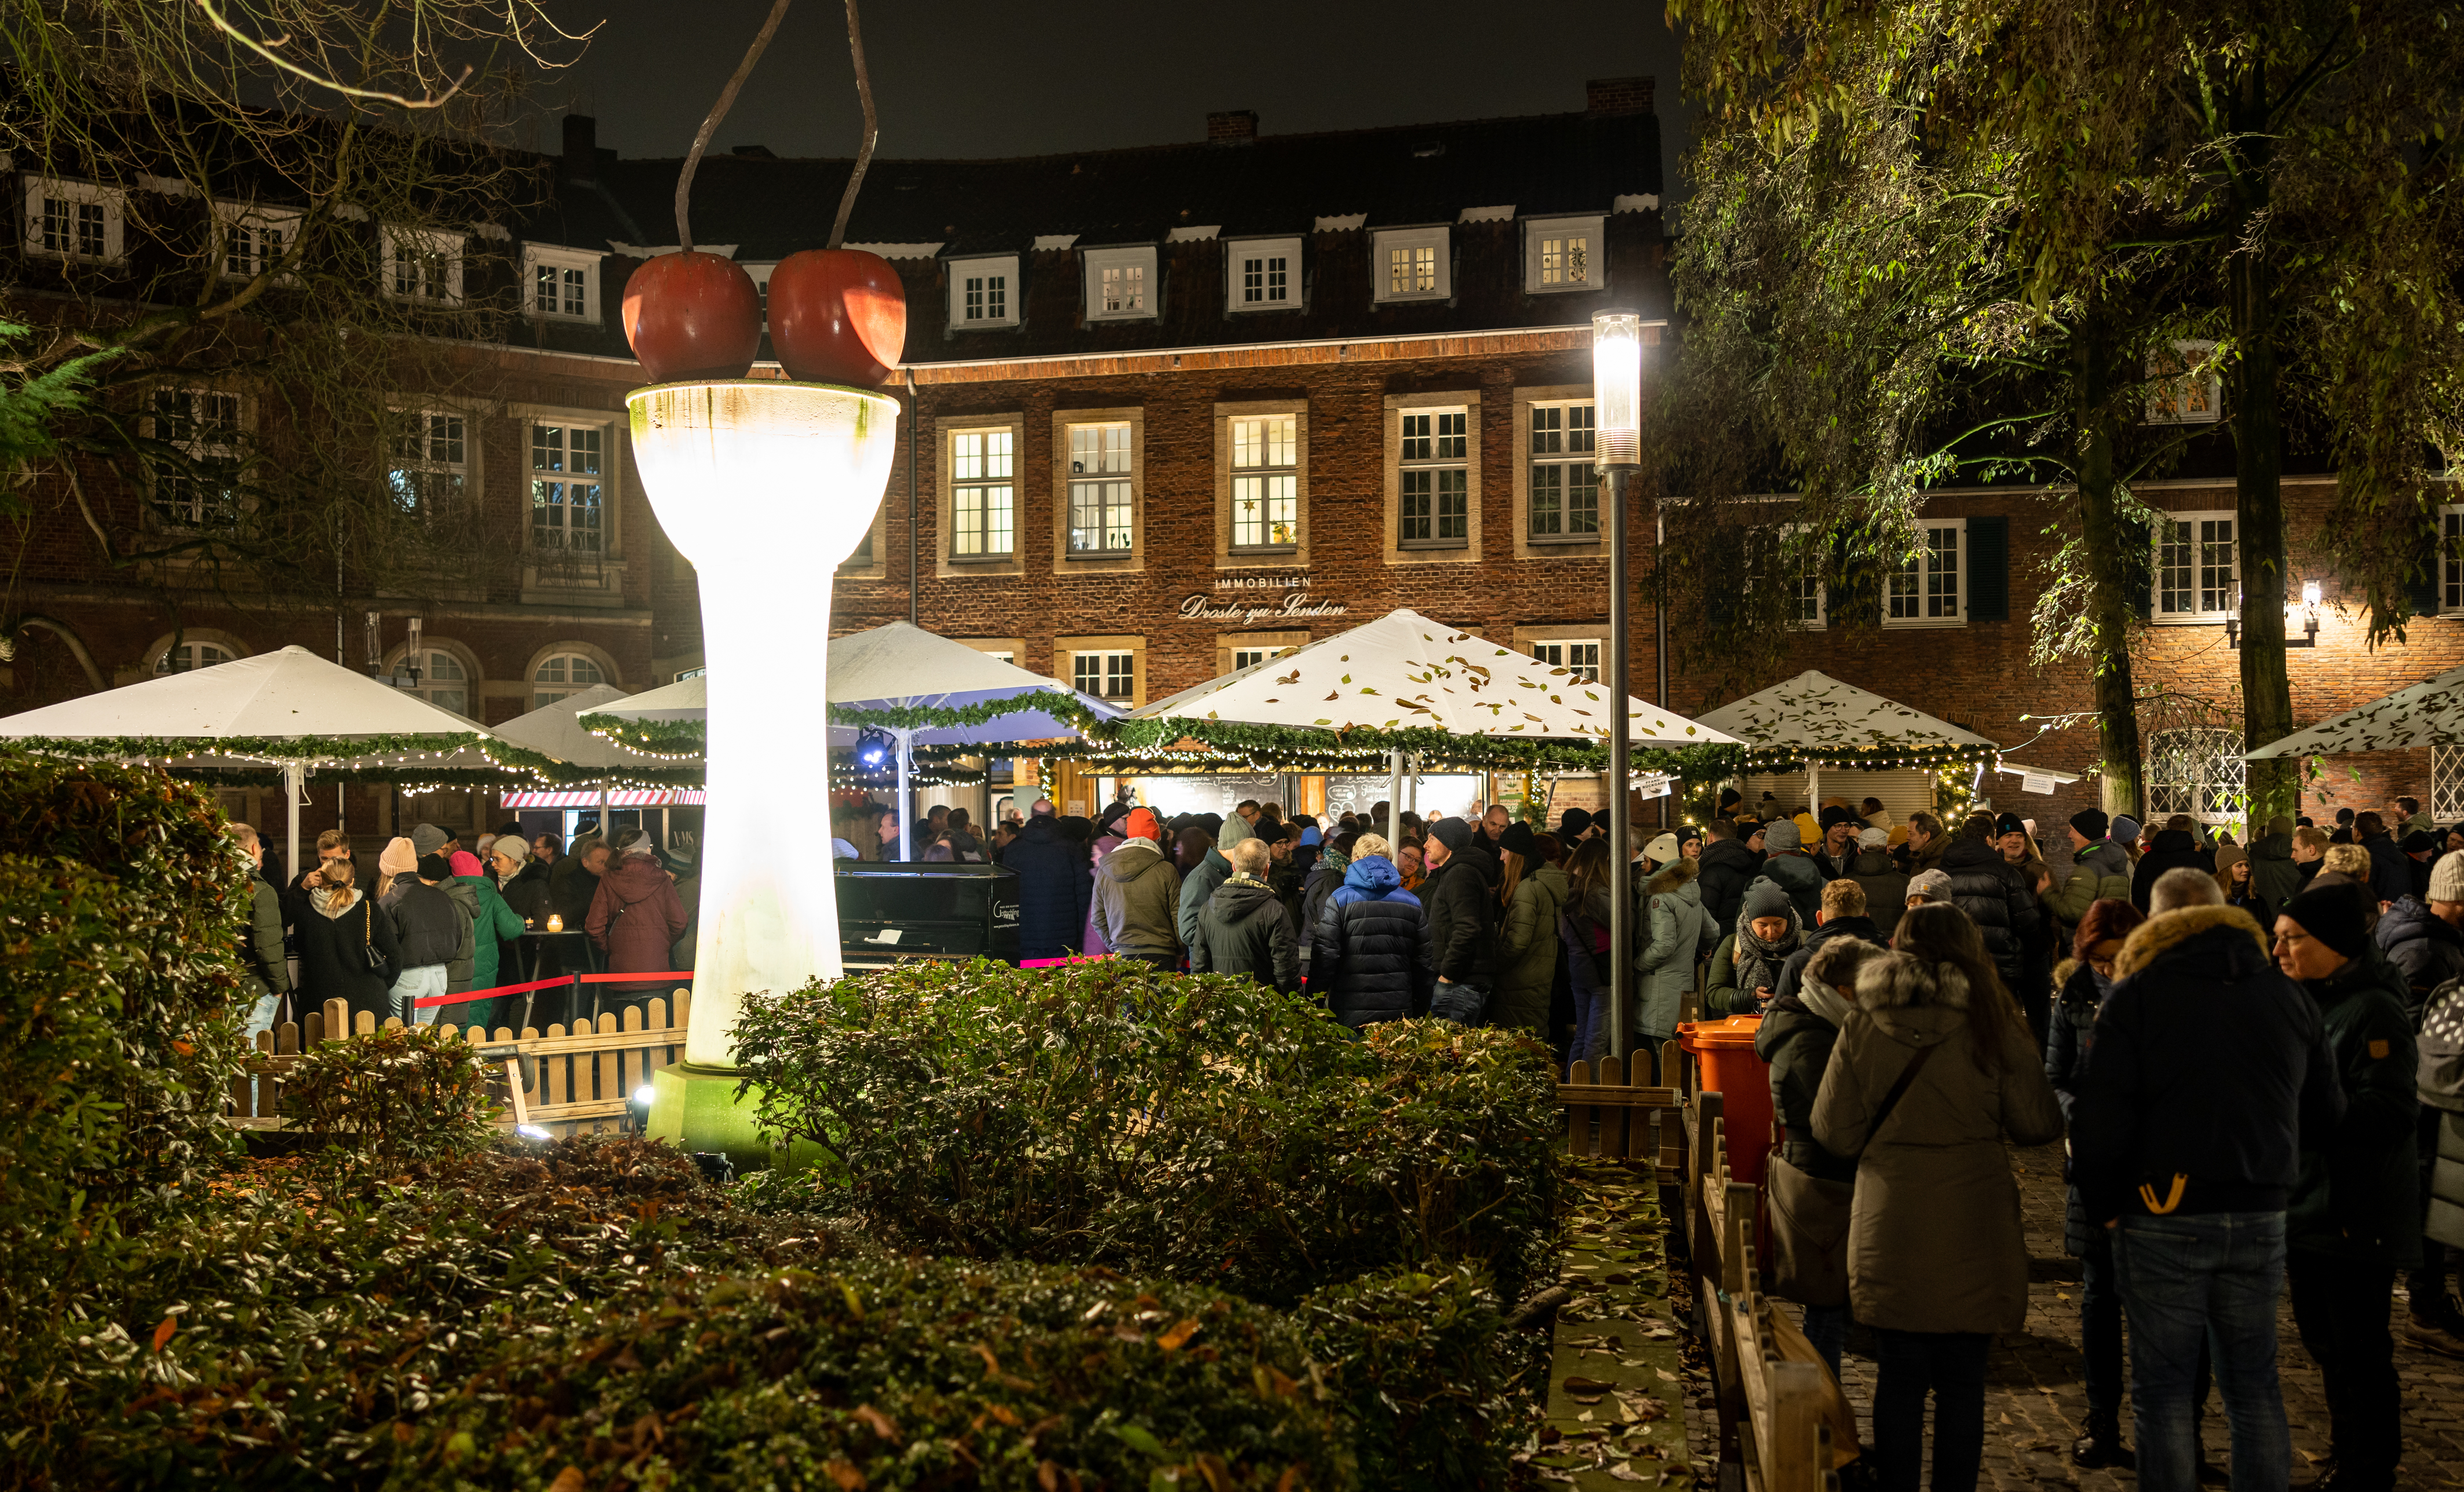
1796 977 1853 1030
1732 913 1802 1002
310 884 360 920
1226 871 1270 891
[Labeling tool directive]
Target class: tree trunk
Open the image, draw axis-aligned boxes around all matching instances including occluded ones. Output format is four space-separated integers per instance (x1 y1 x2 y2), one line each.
2227 67 2299 836
2073 323 2144 818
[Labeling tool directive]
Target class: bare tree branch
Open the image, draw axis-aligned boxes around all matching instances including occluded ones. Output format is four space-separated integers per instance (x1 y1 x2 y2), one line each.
675 0 793 253
826 0 877 251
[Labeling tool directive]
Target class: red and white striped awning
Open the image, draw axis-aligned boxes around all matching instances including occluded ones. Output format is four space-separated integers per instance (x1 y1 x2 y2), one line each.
497 789 707 808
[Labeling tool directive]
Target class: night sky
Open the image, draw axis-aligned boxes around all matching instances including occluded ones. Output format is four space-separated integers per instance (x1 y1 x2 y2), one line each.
537 0 1692 198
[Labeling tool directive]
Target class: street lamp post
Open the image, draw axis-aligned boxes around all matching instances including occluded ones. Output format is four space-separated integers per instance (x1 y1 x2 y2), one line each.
1593 310 1643 1061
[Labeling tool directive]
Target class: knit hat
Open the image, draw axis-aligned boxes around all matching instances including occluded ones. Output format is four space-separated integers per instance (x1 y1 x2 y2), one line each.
378 837 418 875
1906 869 1953 904
410 822 449 858
2110 815 2141 846
1858 826 1888 848
1428 818 1474 854
1887 825 1909 847
1675 823 1703 848
2070 808 2111 841
2267 815 2295 838
491 836 530 867
2431 851 2464 904
1818 804 1860 831
617 829 656 856
1500 820 1540 859
1643 831 1679 863
1217 811 1253 848
449 850 484 877
416 852 452 881
2401 829 2439 855
2214 844 2247 879
2284 882 2373 960
1124 808 1161 843
1299 826 1321 847
1995 812 2028 839
1763 818 1803 852
1742 878 1794 920
1558 807 1594 838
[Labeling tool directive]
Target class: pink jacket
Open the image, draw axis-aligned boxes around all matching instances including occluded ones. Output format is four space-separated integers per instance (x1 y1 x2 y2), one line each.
585 854 689 991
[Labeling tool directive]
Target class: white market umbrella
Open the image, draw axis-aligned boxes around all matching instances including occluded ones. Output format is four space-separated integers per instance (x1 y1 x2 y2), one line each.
1122 608 1735 818
2246 661 2464 758
593 673 706 723
395 682 706 840
0 644 494 877
1696 669 2000 812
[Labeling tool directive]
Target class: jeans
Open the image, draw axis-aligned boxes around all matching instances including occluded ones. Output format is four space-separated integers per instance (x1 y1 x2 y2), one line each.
2288 1253 2402 1486
2083 1232 2211 1440
389 964 449 1025
2114 1211 2290 1492
1802 1301 1847 1384
1572 986 1610 1065
1871 1327 1989 1492
245 990 283 1045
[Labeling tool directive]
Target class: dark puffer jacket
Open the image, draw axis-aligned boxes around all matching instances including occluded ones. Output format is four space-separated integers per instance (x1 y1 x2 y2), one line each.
1312 856 1434 1028
2044 957 2105 1256
1696 836 1762 935
1421 852 1499 987
2377 896 2464 1013
1191 877 1299 992
1757 849 1826 925
1003 815 1092 961
2290 945 2421 1268
1756 991 1855 1185
2129 828 2213 911
1938 833 2042 990
2248 830 2305 915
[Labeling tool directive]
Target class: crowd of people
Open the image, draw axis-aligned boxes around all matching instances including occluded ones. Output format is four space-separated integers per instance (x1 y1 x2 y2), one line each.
934 781 2464 1492
232 819 699 1038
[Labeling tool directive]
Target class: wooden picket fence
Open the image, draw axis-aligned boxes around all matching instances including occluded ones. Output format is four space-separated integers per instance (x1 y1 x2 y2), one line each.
231 992 693 1139
1555 1043 1685 1178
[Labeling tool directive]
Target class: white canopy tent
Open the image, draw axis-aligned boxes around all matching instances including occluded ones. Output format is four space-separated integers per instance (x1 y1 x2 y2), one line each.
1121 608 1736 821
396 682 708 846
0 644 497 877
1696 670 2003 816
2246 661 2464 759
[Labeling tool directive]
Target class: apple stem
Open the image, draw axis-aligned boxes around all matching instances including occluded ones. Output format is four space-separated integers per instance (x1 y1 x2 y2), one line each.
826 0 877 251
674 0 794 254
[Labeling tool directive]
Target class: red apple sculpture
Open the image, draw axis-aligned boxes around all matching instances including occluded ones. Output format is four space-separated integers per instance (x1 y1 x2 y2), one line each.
622 251 763 382
767 248 907 386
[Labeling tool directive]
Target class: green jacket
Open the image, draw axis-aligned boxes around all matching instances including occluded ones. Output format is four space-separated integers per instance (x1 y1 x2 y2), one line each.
2290 945 2422 1267
1490 862 1568 1035
243 875 291 999
2043 839 2133 931
452 873 528 992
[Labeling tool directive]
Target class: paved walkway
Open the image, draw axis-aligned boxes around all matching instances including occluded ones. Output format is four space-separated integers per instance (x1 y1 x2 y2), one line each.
1688 1141 2464 1489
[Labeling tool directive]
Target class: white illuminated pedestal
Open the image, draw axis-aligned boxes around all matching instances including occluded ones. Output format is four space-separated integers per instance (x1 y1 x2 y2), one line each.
626 381 899 1101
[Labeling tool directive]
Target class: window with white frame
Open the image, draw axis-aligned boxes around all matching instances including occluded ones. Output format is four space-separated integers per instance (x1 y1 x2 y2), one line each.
2146 727 2247 826
1884 519 1964 626
523 244 601 321
1791 543 1827 628
2152 510 2238 622
1527 400 1597 539
155 640 236 674
1523 216 1604 294
1230 414 1299 549
388 408 466 515
148 388 245 527
531 652 604 709
1373 227 1450 302
1226 237 1301 312
741 262 777 327
2440 503 2462 615
1073 650 1135 700
2433 743 2464 822
24 177 122 262
1232 645 1292 671
950 428 1015 558
2146 340 2221 424
1082 246 1156 321
390 648 471 716
383 227 464 305
1529 639 1601 682
530 422 605 556
215 204 300 279
1067 422 1135 553
949 255 1020 328
1398 408 1469 547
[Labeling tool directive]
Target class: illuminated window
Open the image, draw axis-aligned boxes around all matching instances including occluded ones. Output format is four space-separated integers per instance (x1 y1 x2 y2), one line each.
2152 511 2237 622
2146 727 2247 826
951 428 1015 557
1527 401 1598 539
1372 227 1449 302
530 423 604 555
1884 520 1964 626
1082 246 1156 321
1529 640 1601 683
1073 650 1135 699
950 254 1020 328
388 408 466 515
1525 216 1605 293
1399 408 1468 547
532 652 604 709
1067 422 1134 553
2146 341 2222 424
523 244 602 321
1230 414 1299 549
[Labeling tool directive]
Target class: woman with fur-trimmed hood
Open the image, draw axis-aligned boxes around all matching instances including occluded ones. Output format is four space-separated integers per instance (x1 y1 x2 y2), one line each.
1814 903 2064 1492
1633 851 1708 1056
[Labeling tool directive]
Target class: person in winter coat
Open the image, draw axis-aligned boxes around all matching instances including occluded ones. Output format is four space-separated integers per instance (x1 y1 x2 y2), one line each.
2046 810 2134 934
2419 974 2464 1359
1190 837 1299 992
1705 878 1804 1016
1178 815 1242 950
1755 818 1826 924
1561 837 1615 1062
1813 904 2064 1492
446 850 528 1031
1077 817 1122 956
1811 805 1865 881
1004 810 1093 962
1694 818 1762 935
1631 855 1706 1066
1939 819 2047 1033
227 823 293 1038
2130 823 2213 911
550 836 610 928
2211 842 2277 930
1094 808 1182 971
1490 822 1569 1041
2275 882 2422 1492
1771 878 1888 1009
2354 811 2414 908
1297 832 1354 979
1421 818 1499 1022
293 852 400 1028
1311 835 1434 1028
2248 815 2306 914
586 831 690 1005
1846 827 1911 941
492 836 549 927
429 856 483 997
2396 856 2464 1360
381 841 469 1026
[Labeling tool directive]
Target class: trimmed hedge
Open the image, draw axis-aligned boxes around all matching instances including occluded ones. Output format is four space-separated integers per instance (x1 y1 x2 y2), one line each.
282 1021 498 1169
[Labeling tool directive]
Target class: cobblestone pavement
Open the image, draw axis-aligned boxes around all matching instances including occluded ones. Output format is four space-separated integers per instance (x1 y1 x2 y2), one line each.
1687 1141 2464 1490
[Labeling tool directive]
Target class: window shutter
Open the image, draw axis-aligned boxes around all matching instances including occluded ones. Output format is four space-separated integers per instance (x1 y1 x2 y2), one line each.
1966 516 2010 621
2118 518 2153 621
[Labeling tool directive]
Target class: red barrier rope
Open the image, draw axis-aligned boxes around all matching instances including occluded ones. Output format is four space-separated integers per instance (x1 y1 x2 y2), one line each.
412 972 694 1009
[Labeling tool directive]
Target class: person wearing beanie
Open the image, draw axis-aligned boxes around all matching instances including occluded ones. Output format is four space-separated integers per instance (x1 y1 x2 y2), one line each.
2399 829 2441 902
2379 842 2464 1359
409 821 450 860
1940 812 2050 1036
586 827 689 1009
2109 816 2142 862
1813 805 1863 881
490 834 549 926
1905 869 1954 907
376 835 418 895
1705 875 1803 1016
1755 815 1825 924
2212 843 2277 928
1847 826 1912 940
2247 813 2305 918
1419 816 1499 1019
2072 888 2343 1491
2273 881 2423 1489
380 837 469 1022
1642 831 1681 869
1095 807 1184 971
1694 818 1763 936
1489 819 1569 1040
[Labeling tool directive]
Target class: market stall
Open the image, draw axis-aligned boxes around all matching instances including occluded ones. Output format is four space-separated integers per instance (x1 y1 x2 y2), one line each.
1694 670 2002 823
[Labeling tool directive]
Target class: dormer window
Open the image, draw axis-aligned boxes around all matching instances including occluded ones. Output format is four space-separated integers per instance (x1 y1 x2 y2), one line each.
1372 226 1449 302
1081 245 1157 322
522 243 602 322
2146 340 2222 424
1226 237 1302 312
383 227 464 305
215 203 301 280
24 177 123 263
1523 214 1605 294
949 254 1020 329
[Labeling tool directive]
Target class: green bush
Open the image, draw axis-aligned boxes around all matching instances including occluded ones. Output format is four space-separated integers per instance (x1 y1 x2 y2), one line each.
731 958 1564 1309
1294 1265 1519 1490
280 1022 498 1169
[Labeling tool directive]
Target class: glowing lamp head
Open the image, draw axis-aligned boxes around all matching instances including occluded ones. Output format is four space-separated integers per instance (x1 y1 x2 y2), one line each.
2301 581 2323 609
855 725 894 769
1591 309 1643 468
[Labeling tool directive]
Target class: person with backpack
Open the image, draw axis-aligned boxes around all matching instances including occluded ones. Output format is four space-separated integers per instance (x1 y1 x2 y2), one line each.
1190 837 1298 993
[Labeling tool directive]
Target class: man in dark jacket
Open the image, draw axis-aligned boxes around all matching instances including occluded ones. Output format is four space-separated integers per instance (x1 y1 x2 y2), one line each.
1939 819 2044 999
1811 805 1863 881
1421 818 1498 1021
2073 899 2343 1492
2377 872 2464 1017
230 824 293 1038
2129 822 2213 911
1176 814 1242 950
1311 842 1433 1027
1004 809 1091 962
1191 839 1298 992
2275 882 2421 1492
1755 817 1825 924
2354 812 2412 908
384 853 472 1024
550 837 609 927
1695 818 1760 935
1770 877 1889 1008
1845 828 1912 940
2247 815 2305 915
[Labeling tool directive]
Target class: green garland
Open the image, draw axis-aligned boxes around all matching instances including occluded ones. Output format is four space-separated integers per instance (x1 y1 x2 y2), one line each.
5 731 702 790
1737 743 2000 774
1087 717 1747 780
578 689 1100 759
6 731 504 764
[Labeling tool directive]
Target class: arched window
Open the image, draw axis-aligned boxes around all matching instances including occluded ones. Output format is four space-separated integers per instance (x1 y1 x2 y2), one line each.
155 640 236 674
2145 727 2247 826
532 652 603 709
391 648 469 717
